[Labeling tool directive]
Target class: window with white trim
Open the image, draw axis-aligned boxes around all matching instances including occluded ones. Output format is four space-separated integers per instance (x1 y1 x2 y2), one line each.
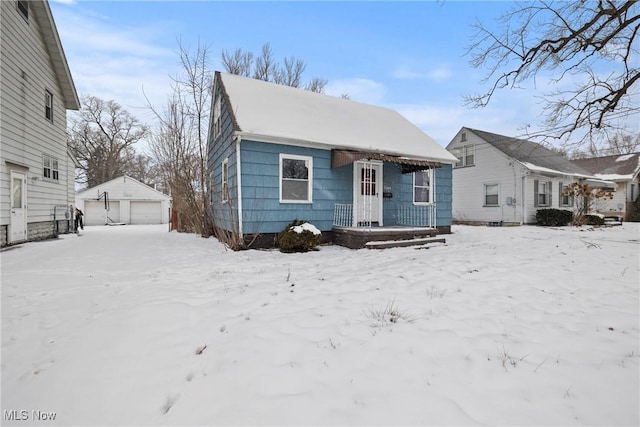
534 180 552 207
413 169 432 204
45 90 53 122
222 158 229 203
280 154 312 203
43 154 59 181
559 182 573 207
484 183 499 206
453 144 474 168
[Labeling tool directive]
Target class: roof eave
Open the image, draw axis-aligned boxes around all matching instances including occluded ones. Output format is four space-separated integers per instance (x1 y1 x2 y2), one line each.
31 1 80 110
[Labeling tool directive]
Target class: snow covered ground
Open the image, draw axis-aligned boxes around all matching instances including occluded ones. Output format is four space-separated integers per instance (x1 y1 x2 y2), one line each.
2 223 638 426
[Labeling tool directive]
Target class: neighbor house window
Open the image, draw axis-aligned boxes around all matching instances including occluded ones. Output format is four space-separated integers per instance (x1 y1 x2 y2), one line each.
413 169 432 204
45 90 53 122
280 154 312 203
213 97 221 139
17 1 28 21
559 182 573 207
43 154 59 181
484 183 499 206
453 144 474 168
221 158 229 203
534 180 552 207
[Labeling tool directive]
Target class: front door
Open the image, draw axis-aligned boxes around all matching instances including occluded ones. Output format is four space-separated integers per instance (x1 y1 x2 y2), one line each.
354 161 383 226
9 171 27 243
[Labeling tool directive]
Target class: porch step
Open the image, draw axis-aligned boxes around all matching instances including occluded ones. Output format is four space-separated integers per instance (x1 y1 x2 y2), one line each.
366 237 446 249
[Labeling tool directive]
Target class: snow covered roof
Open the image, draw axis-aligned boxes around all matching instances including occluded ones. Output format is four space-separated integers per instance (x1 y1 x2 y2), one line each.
572 153 640 181
216 72 458 164
467 128 595 177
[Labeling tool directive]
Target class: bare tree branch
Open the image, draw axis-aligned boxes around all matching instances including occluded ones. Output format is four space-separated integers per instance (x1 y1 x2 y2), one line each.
465 0 640 147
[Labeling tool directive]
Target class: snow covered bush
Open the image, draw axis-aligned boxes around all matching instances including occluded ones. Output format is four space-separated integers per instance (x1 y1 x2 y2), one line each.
277 220 322 253
584 214 605 226
535 208 573 226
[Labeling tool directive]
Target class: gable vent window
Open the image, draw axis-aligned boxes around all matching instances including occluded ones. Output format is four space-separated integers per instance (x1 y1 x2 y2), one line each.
45 90 53 122
453 144 475 168
461 132 467 142
17 1 28 21
213 97 221 139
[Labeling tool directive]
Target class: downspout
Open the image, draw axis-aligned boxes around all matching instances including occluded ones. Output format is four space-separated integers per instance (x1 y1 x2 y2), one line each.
235 134 243 241
521 174 527 225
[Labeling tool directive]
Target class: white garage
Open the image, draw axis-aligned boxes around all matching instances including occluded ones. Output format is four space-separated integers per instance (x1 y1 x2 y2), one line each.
76 176 171 225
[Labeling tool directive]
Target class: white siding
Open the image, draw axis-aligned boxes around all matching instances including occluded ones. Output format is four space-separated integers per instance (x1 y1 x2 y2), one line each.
448 129 527 224
1 1 75 227
448 129 580 224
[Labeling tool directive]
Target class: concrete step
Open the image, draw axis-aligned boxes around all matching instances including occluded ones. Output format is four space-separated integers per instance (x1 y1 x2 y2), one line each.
365 237 446 249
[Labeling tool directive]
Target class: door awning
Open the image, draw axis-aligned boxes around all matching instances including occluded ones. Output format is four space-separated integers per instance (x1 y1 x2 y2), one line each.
331 150 441 173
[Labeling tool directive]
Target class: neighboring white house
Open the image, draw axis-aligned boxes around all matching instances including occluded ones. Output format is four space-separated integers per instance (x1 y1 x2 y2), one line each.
1 0 80 246
572 153 640 220
75 176 171 226
446 127 611 225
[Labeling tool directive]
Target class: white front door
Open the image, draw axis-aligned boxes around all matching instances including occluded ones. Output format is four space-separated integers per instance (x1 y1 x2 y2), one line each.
9 171 27 243
354 161 383 226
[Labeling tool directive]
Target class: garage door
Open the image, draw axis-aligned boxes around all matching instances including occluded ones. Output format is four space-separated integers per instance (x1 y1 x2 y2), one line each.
130 201 162 224
84 200 120 225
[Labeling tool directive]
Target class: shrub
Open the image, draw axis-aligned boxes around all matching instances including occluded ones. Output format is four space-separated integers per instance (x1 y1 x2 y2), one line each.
277 220 322 253
584 214 605 226
535 208 573 226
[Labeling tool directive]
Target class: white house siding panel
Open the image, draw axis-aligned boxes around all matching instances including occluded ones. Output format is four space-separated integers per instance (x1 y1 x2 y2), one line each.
524 173 578 224
1 1 73 229
592 181 626 215
449 131 526 224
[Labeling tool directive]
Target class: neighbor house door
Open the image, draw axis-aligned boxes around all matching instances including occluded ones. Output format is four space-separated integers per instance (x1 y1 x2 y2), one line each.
9 171 27 243
354 161 383 226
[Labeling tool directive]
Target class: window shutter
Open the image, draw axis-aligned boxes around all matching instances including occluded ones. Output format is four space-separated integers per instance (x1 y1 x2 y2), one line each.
547 181 553 206
533 180 539 207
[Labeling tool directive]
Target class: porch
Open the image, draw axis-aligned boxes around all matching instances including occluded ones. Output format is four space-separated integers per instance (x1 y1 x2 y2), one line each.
332 203 446 249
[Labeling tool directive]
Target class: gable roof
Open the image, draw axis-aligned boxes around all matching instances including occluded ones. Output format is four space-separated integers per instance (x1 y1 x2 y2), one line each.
465 128 594 177
31 1 79 110
572 153 640 181
215 72 457 164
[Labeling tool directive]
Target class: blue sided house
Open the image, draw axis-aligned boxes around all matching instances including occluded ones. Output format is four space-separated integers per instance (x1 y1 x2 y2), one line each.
207 72 458 249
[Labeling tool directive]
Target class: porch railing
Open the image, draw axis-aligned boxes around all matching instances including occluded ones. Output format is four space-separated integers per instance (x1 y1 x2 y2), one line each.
333 203 353 227
333 203 437 228
397 204 436 228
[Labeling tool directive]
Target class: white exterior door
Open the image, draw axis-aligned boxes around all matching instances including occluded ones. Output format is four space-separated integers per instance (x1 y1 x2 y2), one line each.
9 171 27 243
354 161 383 226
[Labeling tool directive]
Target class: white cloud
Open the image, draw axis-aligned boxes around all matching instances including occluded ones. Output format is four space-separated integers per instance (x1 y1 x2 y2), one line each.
392 65 453 82
324 78 387 105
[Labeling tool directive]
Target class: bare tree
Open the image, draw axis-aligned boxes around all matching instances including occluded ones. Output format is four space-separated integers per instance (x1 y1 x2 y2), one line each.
147 39 212 235
221 42 327 93
68 95 149 188
221 48 253 76
465 1 640 146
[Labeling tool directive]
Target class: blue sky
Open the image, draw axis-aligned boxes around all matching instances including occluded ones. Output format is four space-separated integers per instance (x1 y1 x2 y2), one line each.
48 1 610 149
